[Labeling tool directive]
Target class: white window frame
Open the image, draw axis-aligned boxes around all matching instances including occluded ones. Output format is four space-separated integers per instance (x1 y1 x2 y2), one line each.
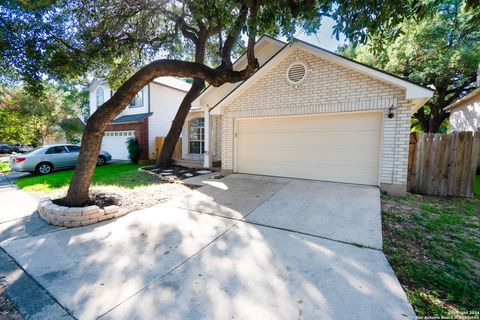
96 87 105 106
129 88 144 108
188 117 205 154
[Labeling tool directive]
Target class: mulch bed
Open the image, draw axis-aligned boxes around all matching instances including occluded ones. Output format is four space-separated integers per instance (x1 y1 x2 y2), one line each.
52 193 122 209
142 165 220 181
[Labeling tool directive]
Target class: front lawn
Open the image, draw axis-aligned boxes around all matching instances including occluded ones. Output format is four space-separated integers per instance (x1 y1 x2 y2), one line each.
16 162 192 212
382 194 480 317
16 163 159 191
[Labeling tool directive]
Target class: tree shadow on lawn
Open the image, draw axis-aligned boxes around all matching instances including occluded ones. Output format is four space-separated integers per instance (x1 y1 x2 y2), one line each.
0 176 413 320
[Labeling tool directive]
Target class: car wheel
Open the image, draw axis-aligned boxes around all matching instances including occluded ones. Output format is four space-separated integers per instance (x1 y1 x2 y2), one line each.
97 156 106 166
36 162 53 175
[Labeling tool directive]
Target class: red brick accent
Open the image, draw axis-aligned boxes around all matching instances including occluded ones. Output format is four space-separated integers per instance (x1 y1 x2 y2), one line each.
105 118 149 161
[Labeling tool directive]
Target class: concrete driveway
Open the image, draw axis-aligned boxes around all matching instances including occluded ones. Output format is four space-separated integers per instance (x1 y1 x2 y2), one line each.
0 174 415 319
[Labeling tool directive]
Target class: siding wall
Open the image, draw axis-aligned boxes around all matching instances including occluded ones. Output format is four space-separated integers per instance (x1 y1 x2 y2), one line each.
449 95 480 132
221 48 414 189
148 83 188 160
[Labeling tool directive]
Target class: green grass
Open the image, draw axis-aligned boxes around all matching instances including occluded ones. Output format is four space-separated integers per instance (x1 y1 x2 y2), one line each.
16 163 160 191
0 162 10 172
382 194 480 317
475 175 480 199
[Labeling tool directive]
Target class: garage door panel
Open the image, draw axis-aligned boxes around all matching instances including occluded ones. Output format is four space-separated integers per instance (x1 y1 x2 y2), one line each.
237 148 379 170
237 159 379 185
238 131 381 150
235 112 382 185
237 113 382 133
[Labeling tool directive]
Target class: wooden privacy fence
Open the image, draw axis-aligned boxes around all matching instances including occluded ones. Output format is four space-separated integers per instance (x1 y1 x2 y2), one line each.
155 137 182 160
408 131 480 197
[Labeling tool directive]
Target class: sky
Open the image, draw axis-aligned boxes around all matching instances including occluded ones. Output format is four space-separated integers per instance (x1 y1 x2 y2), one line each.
295 17 348 52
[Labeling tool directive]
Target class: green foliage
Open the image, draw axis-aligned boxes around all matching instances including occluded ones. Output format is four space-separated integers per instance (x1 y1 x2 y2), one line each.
126 137 141 164
0 83 83 145
60 118 84 144
0 0 458 91
339 0 480 132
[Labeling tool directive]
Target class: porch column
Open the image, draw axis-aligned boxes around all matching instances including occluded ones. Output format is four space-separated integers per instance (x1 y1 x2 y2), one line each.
203 105 213 168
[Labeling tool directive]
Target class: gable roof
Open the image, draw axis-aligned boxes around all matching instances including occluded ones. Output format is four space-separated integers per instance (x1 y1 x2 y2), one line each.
89 77 191 93
208 38 434 115
193 36 286 107
445 88 480 110
111 112 152 124
152 76 191 92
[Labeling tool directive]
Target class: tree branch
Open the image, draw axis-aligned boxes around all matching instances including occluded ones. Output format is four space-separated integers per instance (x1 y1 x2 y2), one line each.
220 3 248 68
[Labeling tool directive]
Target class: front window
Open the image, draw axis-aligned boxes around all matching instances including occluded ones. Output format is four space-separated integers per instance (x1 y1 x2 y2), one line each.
129 88 143 108
189 118 205 154
96 87 104 106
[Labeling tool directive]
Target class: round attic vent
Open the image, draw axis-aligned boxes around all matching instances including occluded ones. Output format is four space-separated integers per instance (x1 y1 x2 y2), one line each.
286 62 307 84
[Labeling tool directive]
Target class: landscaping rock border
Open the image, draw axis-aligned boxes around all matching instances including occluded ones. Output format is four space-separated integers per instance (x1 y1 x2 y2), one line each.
139 166 216 184
37 197 129 228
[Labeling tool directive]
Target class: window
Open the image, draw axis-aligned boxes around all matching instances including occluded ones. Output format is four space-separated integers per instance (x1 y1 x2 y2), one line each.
46 146 68 154
96 87 104 106
67 145 81 152
129 88 143 108
189 118 205 154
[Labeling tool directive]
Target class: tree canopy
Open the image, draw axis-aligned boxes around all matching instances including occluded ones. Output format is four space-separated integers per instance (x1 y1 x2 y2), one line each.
2 0 475 205
339 0 480 132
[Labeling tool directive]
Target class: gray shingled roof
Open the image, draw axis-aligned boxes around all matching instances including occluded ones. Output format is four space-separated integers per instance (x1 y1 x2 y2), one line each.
111 112 152 124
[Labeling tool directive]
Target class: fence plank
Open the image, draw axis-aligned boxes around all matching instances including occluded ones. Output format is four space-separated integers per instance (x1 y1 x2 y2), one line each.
407 131 478 197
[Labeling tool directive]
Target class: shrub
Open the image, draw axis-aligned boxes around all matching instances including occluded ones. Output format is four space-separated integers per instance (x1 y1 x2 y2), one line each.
126 137 141 164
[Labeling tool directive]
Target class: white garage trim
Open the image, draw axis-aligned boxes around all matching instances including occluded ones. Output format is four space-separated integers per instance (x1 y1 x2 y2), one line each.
233 111 384 186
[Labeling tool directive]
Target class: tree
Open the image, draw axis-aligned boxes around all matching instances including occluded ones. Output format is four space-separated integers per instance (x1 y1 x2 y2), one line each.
339 0 480 133
0 84 82 145
1 0 466 206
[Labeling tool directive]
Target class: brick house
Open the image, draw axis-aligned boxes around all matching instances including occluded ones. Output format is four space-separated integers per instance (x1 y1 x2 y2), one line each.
181 36 433 196
446 87 480 132
89 77 190 161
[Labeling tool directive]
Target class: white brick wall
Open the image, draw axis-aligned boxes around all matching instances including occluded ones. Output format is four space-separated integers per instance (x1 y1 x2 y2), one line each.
221 48 414 187
449 95 480 132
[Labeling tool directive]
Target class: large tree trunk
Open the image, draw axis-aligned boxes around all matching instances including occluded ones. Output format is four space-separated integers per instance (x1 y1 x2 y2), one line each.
63 58 259 206
157 78 204 167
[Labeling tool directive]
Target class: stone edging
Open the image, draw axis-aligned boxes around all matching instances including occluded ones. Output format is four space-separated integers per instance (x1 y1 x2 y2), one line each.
37 197 129 228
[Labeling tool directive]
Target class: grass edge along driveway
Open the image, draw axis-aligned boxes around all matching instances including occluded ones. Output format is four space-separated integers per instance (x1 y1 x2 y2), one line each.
381 188 480 318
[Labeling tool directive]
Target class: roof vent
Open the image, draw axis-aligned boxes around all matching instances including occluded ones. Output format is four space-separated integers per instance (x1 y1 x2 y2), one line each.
286 62 307 85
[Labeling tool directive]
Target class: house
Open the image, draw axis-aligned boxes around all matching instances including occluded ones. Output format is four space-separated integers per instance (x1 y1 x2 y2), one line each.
89 77 190 161
180 36 434 196
446 87 480 132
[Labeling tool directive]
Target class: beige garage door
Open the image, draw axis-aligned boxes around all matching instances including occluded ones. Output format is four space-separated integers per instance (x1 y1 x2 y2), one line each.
235 112 382 185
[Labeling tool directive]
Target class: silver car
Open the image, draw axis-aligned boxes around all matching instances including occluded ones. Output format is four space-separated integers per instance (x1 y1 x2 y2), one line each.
9 144 112 175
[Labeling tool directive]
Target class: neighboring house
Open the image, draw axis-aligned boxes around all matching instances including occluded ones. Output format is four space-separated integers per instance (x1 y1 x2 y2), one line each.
180 36 433 196
89 77 190 161
446 87 480 132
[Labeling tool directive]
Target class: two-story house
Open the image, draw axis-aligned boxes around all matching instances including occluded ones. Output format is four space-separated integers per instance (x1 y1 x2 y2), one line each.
89 77 190 161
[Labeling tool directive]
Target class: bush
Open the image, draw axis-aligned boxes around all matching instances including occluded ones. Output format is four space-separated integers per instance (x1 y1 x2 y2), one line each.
126 137 141 164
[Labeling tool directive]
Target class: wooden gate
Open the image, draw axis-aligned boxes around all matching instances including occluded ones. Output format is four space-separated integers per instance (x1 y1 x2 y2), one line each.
155 137 182 160
408 131 480 197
